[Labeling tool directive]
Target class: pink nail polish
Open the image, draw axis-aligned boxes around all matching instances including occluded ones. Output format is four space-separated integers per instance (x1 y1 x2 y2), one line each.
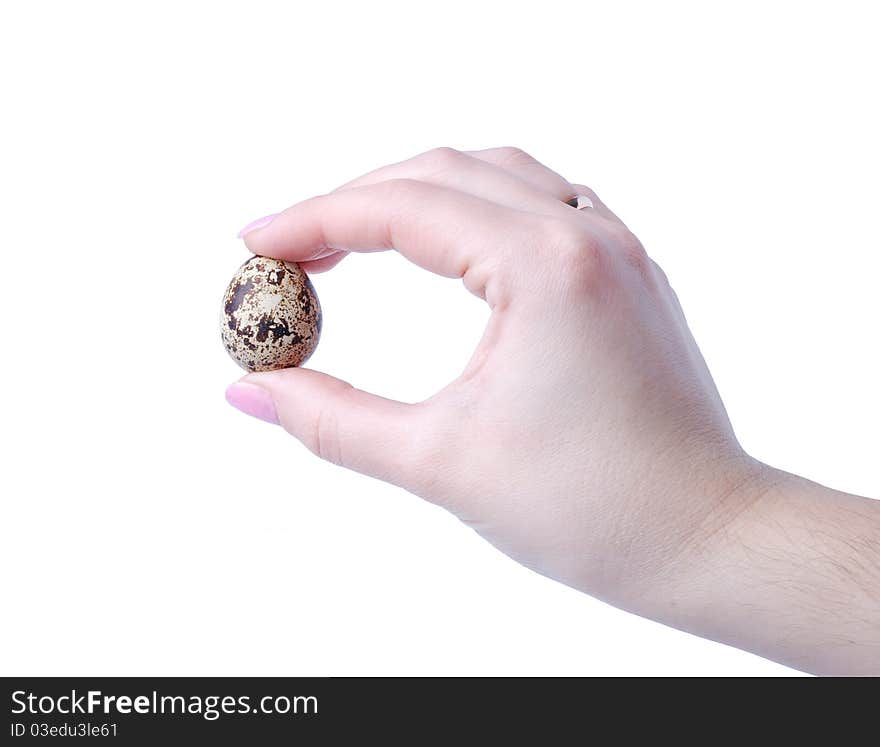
225 382 279 424
237 213 278 238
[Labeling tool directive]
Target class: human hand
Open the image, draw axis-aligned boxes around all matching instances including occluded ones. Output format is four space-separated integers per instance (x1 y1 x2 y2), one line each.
227 147 759 608
228 148 880 675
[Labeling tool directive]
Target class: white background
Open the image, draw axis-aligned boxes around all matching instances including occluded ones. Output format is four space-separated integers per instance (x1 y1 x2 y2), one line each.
1 1 877 676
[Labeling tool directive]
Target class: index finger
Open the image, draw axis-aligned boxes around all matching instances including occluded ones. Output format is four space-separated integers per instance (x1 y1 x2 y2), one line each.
241 179 532 281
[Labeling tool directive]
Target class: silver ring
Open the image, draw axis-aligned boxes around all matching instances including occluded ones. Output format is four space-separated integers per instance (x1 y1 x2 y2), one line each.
564 194 594 210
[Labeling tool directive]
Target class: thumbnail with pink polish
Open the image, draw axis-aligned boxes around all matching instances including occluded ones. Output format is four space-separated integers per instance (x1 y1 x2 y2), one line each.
225 382 279 424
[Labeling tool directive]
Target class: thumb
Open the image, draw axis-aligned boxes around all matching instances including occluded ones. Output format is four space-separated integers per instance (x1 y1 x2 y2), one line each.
226 368 426 487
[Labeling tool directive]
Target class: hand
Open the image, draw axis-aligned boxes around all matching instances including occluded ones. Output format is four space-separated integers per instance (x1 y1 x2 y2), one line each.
229 146 753 598
228 147 880 674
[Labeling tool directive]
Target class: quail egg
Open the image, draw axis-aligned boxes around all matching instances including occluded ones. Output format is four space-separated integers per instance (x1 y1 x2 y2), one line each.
221 256 321 372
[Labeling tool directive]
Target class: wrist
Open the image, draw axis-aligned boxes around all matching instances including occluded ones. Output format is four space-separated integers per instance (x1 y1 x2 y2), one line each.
627 460 880 674
586 444 771 612
592 452 770 640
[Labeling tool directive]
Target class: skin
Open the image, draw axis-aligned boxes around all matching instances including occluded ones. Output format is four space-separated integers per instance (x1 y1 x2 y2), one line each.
228 147 880 675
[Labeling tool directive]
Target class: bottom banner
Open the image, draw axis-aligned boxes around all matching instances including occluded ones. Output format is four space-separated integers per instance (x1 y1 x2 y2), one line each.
1 676 871 742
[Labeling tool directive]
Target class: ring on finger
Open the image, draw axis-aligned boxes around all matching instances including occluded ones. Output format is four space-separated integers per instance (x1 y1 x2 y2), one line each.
564 194 594 210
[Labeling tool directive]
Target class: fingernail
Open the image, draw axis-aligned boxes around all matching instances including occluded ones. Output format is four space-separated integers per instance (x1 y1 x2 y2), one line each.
237 213 278 238
225 382 279 424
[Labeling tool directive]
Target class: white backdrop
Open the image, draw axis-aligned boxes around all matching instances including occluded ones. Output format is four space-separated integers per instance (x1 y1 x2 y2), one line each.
1 1 877 676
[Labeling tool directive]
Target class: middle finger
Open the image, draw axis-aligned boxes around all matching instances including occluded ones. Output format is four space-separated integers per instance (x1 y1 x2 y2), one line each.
334 147 577 217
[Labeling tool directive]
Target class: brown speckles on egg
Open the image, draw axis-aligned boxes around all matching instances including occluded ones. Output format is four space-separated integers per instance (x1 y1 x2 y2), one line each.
220 257 321 372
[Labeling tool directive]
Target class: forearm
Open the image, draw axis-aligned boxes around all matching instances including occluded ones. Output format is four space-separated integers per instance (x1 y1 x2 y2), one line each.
643 464 880 675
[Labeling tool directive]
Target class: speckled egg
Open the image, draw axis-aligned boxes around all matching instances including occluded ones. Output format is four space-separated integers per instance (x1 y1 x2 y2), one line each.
220 256 321 372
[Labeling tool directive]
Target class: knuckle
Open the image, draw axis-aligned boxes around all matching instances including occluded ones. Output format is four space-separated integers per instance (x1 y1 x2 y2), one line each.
379 177 425 200
614 229 650 273
311 405 341 465
552 218 602 261
420 146 464 170
650 258 670 286
539 217 606 291
306 382 356 466
560 245 605 291
495 145 535 165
